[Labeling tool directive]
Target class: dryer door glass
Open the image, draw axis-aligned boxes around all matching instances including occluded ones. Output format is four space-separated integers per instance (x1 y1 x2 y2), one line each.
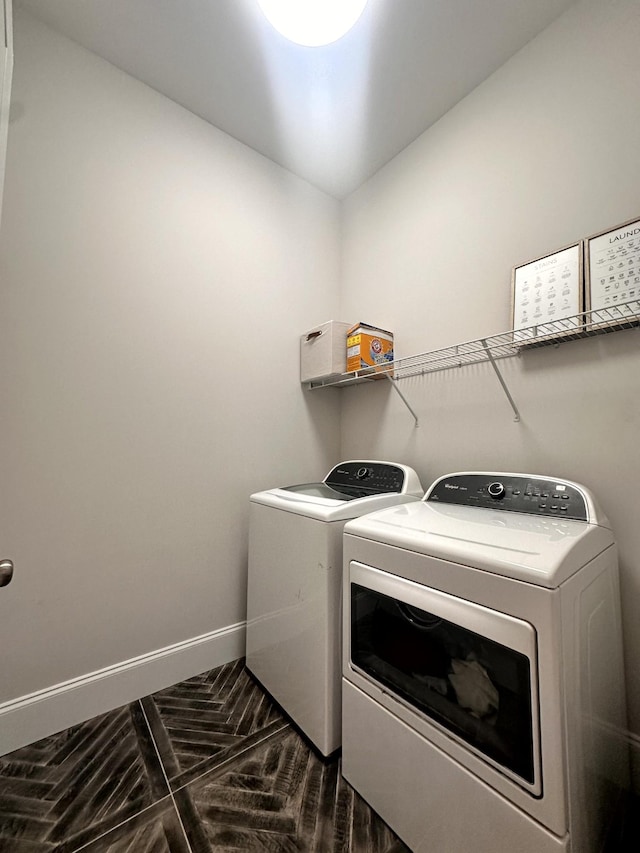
350 572 538 788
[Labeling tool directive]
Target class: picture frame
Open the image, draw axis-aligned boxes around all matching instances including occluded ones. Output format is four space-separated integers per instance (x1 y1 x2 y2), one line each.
511 242 583 345
585 216 640 329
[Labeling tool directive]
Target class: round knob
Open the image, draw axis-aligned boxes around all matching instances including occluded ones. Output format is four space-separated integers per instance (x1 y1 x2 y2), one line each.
0 559 14 587
487 482 505 499
356 467 371 480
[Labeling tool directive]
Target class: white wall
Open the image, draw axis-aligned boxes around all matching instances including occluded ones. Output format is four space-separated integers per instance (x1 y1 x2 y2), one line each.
0 12 341 709
341 0 640 767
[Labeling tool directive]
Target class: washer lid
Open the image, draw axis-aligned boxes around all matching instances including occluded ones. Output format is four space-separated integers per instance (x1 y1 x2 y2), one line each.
344 500 615 588
250 487 421 521
279 482 365 502
249 461 423 521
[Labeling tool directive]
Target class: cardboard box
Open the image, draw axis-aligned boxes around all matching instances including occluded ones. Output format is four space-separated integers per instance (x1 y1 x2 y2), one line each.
300 320 352 383
346 322 394 374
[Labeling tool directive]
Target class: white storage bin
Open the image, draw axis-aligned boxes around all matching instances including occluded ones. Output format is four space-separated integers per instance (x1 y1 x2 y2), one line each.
300 320 352 383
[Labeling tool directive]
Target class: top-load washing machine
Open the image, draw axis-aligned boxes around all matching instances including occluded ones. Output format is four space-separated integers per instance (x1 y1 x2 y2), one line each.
342 471 629 853
246 460 423 756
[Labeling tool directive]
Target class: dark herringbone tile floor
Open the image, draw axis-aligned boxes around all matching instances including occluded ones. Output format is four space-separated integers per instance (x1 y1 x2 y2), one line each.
0 660 409 853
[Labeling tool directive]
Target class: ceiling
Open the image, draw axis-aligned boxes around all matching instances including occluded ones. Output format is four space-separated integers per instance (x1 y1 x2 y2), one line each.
16 0 577 198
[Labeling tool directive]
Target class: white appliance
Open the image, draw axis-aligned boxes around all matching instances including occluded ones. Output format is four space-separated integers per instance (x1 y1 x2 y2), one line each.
246 460 423 756
342 472 629 853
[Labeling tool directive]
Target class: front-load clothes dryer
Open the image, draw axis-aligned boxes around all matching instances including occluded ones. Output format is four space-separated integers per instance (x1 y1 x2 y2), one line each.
246 460 423 756
342 472 629 853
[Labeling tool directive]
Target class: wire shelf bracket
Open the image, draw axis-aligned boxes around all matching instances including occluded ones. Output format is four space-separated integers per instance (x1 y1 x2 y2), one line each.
481 338 521 422
386 374 420 427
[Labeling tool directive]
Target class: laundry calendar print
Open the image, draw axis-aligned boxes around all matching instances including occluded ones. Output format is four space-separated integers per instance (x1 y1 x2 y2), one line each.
511 243 583 343
586 217 640 320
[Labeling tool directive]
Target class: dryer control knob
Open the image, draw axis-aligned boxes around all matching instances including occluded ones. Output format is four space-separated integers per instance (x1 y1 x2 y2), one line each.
356 467 371 480
488 481 506 499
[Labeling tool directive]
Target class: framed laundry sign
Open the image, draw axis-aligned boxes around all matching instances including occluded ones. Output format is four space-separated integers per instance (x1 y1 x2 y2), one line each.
585 216 640 326
511 242 583 344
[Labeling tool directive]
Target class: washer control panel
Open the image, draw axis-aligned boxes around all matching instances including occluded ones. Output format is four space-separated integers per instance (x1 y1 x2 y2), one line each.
326 462 405 494
427 473 588 521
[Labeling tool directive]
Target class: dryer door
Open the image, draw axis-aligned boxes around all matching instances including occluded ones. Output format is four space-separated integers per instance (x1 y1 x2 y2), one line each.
348 561 541 795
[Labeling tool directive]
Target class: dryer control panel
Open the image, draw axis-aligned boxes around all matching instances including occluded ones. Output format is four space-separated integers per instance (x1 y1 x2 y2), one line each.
326 462 405 495
427 473 588 521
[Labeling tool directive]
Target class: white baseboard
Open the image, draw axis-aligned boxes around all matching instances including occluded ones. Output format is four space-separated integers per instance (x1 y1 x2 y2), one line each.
0 621 246 757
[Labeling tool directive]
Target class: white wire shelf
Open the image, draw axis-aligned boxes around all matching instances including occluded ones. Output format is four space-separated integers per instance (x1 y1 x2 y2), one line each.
306 300 640 388
304 300 640 426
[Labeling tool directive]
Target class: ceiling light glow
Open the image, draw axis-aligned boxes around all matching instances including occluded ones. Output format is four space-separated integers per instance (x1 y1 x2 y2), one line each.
257 0 369 47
